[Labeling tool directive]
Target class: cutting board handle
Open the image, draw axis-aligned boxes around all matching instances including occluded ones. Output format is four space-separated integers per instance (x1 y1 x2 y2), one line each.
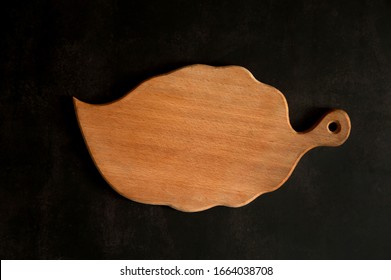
301 109 351 148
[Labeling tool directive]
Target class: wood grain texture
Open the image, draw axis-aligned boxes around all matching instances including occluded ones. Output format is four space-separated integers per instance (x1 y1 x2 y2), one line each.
74 65 351 212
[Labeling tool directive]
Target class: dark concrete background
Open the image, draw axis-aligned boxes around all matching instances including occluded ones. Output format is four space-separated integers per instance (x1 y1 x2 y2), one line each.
1 0 390 259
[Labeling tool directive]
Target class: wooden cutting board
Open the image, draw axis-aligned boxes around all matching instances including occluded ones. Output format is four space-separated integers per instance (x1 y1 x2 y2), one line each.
74 64 351 212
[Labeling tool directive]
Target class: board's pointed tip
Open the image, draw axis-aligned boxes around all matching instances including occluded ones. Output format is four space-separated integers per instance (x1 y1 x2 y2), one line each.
72 96 81 107
72 96 83 104
73 96 91 111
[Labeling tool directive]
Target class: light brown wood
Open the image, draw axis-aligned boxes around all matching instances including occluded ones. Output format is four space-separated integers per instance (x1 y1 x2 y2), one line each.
74 64 351 212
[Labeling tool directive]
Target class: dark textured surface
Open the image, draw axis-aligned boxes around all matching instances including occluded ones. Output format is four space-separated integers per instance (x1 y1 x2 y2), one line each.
1 0 390 259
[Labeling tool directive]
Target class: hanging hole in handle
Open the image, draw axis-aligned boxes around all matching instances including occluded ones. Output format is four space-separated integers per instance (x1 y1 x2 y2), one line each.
327 121 341 134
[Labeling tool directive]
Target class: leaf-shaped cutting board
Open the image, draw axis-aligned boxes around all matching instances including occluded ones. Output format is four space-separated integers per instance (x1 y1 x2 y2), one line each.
74 65 351 212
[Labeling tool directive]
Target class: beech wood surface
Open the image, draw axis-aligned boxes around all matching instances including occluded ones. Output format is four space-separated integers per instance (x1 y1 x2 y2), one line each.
74 65 351 212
